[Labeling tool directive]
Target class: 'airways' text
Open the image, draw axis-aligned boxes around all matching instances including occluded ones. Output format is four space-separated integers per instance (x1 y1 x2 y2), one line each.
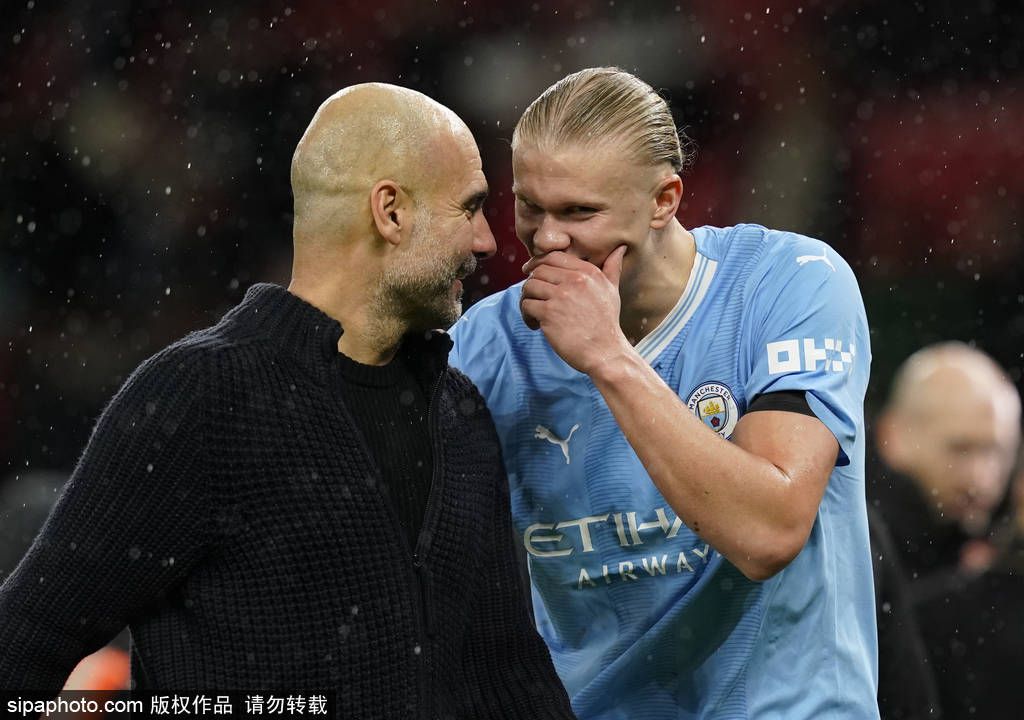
574 545 715 590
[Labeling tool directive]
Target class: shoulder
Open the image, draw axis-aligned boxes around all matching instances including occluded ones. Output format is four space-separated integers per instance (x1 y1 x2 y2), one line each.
124 331 213 393
453 284 524 341
705 226 863 314
449 284 529 375
90 332 216 442
757 227 854 283
115 315 281 407
696 223 851 276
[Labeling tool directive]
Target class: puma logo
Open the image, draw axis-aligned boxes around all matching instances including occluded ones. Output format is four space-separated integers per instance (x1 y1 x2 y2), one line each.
534 423 581 465
795 247 836 272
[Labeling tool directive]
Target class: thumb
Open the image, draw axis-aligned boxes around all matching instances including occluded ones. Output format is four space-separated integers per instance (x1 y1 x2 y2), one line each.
602 245 627 288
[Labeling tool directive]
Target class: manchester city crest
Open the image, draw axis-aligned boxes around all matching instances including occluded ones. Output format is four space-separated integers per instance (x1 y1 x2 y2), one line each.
686 382 739 438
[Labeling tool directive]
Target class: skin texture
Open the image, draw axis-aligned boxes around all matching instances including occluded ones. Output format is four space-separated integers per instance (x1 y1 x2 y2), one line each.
288 83 496 365
878 347 1021 535
513 142 693 343
514 139 839 581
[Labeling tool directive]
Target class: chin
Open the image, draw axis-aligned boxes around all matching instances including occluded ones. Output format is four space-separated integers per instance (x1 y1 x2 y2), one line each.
410 301 461 332
439 304 463 329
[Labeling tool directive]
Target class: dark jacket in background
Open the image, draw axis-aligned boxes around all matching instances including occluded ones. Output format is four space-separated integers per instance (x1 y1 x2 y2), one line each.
869 468 970 584
868 507 942 719
915 535 1024 720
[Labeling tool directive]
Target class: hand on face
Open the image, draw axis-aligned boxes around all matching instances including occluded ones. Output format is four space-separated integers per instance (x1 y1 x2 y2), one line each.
519 245 631 375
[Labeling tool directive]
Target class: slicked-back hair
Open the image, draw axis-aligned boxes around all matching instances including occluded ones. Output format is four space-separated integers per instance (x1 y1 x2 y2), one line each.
513 67 692 172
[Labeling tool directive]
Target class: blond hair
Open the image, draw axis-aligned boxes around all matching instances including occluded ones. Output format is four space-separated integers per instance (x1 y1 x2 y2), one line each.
513 67 692 172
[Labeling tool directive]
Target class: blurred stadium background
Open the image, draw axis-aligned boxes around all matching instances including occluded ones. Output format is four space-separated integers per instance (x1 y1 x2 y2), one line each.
1 0 1021 547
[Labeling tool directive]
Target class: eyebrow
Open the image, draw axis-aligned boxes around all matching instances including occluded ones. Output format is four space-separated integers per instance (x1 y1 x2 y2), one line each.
462 188 489 211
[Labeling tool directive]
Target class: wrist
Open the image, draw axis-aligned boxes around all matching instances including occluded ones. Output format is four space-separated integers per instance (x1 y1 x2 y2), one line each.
586 340 642 386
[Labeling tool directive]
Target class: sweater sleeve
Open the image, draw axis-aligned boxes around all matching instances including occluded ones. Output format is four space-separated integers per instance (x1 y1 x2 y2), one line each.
459 451 577 719
0 344 214 692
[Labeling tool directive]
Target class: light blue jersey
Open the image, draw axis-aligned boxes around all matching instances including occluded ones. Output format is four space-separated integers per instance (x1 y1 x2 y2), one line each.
450 224 877 719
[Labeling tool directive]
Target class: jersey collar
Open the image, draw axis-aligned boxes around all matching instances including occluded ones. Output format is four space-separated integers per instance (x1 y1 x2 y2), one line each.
633 251 717 364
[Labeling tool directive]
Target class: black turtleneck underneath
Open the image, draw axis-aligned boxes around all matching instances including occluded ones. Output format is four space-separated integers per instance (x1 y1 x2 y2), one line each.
335 348 434 550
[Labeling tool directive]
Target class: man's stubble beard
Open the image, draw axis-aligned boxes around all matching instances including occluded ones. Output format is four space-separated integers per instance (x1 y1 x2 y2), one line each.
375 209 476 331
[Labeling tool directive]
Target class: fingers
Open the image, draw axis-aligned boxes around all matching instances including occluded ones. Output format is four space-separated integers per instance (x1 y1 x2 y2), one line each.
525 263 564 285
520 297 543 331
520 274 556 330
521 276 557 301
522 251 587 275
602 245 627 287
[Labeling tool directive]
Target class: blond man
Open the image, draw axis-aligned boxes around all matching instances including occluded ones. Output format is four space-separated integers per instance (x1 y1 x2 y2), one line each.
451 68 877 718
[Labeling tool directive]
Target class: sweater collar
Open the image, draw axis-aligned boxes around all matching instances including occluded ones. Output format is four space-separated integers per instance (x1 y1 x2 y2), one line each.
226 283 453 387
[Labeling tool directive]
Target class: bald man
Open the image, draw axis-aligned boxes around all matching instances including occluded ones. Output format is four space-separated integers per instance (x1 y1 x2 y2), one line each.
914 446 1024 719
871 341 1022 581
0 84 575 719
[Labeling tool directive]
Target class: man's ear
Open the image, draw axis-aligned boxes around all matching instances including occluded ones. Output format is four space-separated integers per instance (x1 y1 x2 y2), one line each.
370 180 409 246
650 174 683 229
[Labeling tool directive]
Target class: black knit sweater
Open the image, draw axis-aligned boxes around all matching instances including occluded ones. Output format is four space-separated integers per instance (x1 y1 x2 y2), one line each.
0 284 575 720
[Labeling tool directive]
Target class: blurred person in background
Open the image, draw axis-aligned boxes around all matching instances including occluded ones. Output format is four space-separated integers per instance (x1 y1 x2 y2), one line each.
0 83 575 720
867 504 942 719
451 67 877 719
914 445 1024 718
871 342 1022 584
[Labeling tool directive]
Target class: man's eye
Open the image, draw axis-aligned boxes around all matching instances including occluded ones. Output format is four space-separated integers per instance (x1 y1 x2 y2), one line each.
569 206 596 215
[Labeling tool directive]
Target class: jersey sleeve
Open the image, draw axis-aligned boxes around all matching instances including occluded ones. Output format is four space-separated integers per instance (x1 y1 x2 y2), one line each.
741 237 871 466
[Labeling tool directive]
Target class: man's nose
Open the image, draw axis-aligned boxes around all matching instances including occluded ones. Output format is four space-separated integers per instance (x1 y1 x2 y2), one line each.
530 215 571 256
472 212 497 259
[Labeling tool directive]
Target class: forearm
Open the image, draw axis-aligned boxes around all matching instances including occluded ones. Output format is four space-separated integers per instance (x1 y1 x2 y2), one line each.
0 560 110 692
590 350 810 580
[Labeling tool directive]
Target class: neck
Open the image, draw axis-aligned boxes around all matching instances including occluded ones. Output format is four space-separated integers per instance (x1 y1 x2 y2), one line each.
619 218 696 345
289 268 406 367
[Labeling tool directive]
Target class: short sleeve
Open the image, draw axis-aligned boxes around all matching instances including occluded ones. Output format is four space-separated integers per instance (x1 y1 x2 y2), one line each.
742 238 871 466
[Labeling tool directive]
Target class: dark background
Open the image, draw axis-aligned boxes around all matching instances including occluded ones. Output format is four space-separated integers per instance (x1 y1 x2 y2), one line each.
2 0 1021 485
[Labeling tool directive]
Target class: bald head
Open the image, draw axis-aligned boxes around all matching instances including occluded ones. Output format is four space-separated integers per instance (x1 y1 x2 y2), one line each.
290 83 471 247
880 342 1021 532
887 342 1019 422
